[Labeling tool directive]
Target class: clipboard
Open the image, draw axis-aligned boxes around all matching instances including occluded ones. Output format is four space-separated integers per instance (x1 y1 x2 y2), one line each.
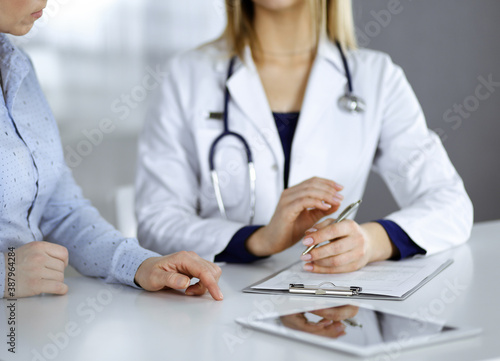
243 258 453 301
288 282 362 296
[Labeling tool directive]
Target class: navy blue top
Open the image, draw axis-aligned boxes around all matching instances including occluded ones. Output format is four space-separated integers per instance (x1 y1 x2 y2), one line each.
214 112 426 263
274 112 300 188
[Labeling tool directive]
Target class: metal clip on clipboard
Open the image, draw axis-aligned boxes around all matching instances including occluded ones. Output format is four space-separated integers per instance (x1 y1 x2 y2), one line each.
289 282 362 296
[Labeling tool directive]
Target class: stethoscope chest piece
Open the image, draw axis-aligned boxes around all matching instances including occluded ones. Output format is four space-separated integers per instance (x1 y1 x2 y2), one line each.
338 93 366 113
335 40 366 114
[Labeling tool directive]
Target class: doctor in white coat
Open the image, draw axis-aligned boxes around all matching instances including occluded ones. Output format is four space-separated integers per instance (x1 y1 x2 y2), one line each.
135 0 473 274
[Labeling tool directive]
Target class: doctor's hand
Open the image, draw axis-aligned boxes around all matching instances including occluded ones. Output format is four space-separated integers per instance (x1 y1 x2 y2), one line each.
300 220 399 273
134 251 224 301
3 241 69 298
245 177 343 257
279 305 359 339
280 313 347 338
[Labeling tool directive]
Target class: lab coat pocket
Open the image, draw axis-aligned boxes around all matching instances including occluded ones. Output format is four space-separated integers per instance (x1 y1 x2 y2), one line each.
204 118 224 130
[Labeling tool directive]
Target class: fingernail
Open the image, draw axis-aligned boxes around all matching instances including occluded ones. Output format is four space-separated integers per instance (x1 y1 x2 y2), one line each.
218 291 224 300
303 264 313 271
305 228 317 233
301 254 312 261
176 278 188 288
322 320 334 326
303 237 314 246
322 201 332 209
336 183 344 189
185 290 194 296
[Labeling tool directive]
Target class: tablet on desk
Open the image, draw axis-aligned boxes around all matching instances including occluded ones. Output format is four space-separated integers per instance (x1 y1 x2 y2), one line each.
236 303 481 357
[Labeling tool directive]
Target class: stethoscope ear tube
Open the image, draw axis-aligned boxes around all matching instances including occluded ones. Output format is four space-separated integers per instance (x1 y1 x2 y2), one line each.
210 170 227 219
209 143 256 224
248 162 256 225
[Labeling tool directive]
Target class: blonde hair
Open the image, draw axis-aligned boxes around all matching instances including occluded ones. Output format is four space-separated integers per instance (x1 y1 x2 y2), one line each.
223 0 357 59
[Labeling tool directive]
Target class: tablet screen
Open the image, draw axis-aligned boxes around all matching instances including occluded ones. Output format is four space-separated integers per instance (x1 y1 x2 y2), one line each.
260 304 455 348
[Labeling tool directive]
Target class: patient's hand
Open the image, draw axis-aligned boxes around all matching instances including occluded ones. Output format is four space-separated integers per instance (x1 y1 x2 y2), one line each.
3 241 69 298
134 251 223 301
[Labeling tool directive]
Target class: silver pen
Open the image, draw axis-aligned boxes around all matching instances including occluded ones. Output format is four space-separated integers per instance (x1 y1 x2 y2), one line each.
302 200 362 256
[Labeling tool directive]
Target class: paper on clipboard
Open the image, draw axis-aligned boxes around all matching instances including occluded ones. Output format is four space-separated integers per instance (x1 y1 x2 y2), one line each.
245 256 453 300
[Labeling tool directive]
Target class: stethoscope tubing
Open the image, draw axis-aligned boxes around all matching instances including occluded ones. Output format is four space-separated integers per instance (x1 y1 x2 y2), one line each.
209 41 365 223
209 56 256 224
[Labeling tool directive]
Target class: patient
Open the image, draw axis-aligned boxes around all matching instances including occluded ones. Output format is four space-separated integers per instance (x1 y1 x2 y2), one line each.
0 0 223 300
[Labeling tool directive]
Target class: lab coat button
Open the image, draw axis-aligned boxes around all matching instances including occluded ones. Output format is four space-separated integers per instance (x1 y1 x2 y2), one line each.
271 164 278 172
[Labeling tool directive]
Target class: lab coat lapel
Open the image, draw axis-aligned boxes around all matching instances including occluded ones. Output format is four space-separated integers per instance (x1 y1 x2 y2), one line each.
225 47 284 170
294 39 347 141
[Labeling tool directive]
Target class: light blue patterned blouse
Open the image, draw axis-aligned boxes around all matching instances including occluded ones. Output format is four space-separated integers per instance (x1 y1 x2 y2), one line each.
0 34 159 296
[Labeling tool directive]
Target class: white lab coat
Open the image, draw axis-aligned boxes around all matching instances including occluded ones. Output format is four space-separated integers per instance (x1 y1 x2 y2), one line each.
135 38 473 261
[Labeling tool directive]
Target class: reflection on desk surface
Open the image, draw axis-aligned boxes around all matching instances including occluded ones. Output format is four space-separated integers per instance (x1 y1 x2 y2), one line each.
272 305 454 347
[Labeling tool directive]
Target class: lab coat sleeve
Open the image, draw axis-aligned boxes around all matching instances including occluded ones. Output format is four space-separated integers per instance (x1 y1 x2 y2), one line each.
372 57 473 255
375 220 426 259
39 165 160 289
135 67 245 261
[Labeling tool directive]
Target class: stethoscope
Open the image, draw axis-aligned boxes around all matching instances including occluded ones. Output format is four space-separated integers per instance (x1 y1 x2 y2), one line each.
209 42 365 224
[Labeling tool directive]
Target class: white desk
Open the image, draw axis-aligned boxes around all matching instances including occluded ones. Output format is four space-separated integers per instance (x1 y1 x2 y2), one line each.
1 221 499 361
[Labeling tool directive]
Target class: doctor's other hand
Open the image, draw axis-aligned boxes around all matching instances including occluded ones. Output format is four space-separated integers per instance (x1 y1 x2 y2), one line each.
300 220 399 273
280 305 359 338
280 312 346 339
3 241 69 298
245 177 343 257
134 251 224 301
